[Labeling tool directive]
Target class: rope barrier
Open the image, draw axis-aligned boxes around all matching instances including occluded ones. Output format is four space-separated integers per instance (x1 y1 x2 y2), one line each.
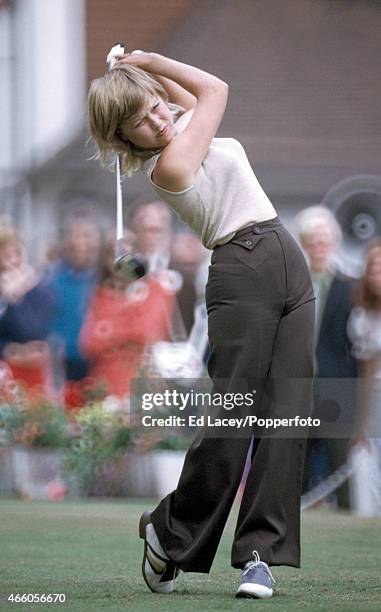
301 442 381 512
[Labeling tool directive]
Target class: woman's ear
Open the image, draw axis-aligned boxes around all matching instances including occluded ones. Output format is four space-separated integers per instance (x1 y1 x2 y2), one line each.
115 130 129 145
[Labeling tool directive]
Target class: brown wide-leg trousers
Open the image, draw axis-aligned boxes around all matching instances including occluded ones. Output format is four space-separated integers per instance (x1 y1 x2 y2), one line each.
151 217 315 572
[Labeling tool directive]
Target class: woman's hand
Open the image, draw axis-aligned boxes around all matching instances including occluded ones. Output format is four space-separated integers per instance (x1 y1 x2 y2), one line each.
113 51 152 71
0 266 38 304
114 50 197 110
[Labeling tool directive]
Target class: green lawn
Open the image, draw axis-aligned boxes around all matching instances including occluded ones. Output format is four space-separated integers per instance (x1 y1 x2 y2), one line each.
1 499 380 611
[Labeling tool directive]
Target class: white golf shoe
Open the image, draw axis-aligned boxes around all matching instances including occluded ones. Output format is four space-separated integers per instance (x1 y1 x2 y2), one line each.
139 511 179 594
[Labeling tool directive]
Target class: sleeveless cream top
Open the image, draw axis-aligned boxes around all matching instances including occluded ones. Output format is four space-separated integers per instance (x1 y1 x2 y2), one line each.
142 137 277 250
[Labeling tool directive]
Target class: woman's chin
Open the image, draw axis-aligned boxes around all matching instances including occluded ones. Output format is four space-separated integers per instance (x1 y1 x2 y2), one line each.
131 129 174 151
158 130 173 146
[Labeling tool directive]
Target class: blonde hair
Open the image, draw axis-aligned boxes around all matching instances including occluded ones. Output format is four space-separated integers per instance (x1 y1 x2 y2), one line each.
356 239 381 311
87 65 184 176
0 227 22 251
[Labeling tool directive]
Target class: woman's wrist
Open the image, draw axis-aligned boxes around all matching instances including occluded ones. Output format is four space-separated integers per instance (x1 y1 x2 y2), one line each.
141 53 227 99
132 50 154 71
114 50 153 72
116 52 181 79
115 51 227 100
142 52 167 73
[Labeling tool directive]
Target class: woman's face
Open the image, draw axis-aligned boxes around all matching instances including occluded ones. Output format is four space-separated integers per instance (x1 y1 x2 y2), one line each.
366 248 381 297
120 97 174 150
0 242 23 272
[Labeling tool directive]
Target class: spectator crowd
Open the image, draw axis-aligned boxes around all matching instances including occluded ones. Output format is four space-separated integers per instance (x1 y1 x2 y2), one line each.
0 203 209 409
0 201 380 513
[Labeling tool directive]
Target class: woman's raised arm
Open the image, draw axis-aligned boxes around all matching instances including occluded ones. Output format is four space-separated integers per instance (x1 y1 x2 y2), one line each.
116 52 228 191
154 74 196 111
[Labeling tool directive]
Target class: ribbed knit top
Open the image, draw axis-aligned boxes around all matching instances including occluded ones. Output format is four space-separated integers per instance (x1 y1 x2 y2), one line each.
142 137 277 250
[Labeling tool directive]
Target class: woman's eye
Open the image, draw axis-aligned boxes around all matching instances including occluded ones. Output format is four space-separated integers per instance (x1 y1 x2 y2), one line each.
153 102 160 111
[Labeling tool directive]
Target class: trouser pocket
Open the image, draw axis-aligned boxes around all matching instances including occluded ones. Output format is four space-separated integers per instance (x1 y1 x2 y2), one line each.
231 235 269 271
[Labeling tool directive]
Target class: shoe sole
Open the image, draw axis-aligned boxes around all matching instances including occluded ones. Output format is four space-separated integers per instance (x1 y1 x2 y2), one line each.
139 511 177 595
236 584 273 599
139 511 156 593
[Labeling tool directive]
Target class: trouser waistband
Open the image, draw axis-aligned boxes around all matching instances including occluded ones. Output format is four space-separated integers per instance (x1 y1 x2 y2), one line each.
233 216 282 239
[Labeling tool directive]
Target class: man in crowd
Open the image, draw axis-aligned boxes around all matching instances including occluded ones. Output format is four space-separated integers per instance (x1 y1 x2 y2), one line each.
131 201 173 273
46 213 102 382
294 205 357 509
131 202 207 336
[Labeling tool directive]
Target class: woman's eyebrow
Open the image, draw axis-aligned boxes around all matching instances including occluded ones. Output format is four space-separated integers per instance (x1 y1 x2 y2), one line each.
130 103 152 125
125 98 157 128
125 110 145 127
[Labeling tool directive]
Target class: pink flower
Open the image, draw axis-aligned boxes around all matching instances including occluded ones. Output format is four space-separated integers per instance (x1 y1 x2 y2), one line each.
47 479 68 501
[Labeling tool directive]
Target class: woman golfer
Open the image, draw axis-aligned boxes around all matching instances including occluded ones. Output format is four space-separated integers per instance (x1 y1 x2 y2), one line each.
88 48 315 600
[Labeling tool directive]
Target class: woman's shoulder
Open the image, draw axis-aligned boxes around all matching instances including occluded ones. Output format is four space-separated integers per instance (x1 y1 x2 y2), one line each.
141 152 162 179
349 306 381 327
211 136 243 146
207 137 246 157
348 307 372 337
348 307 381 359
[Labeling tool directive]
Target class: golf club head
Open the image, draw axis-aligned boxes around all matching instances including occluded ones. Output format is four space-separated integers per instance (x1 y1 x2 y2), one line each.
114 252 146 281
106 43 125 69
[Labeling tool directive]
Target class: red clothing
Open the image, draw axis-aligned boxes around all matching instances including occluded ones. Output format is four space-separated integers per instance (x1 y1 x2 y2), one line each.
80 277 174 397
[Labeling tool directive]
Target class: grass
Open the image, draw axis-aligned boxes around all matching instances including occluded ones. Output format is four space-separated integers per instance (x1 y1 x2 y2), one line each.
0 498 380 611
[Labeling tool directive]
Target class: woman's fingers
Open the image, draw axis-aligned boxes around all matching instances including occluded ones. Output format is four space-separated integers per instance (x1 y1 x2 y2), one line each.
113 51 150 70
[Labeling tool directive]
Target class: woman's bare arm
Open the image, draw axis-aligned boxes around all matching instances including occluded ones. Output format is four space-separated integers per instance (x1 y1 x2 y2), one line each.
116 52 228 190
352 358 377 443
154 74 196 111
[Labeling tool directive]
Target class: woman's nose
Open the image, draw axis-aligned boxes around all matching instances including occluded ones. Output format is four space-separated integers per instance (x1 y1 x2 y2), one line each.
148 114 161 128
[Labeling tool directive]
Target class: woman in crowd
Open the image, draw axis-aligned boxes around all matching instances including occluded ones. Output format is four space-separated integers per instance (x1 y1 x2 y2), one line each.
80 231 175 400
0 228 56 395
348 241 381 449
87 48 314 599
